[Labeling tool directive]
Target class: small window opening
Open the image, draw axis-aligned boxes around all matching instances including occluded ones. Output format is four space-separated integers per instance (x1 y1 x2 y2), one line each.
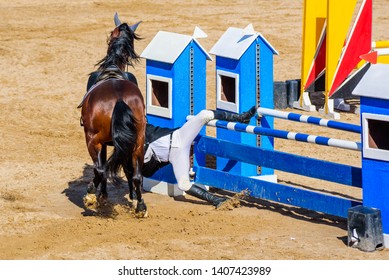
146 74 172 119
220 75 236 103
368 119 389 150
216 70 239 113
151 79 169 108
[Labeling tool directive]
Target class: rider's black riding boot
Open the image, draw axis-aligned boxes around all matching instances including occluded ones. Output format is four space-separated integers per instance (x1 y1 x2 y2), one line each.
186 184 228 208
212 105 257 124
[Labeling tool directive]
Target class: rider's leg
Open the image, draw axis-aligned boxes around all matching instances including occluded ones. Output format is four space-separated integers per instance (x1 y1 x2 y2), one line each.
170 146 228 208
170 112 229 208
212 106 257 124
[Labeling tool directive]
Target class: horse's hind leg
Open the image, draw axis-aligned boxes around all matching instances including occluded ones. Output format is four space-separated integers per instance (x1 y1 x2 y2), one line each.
123 164 135 206
133 156 147 218
83 140 106 209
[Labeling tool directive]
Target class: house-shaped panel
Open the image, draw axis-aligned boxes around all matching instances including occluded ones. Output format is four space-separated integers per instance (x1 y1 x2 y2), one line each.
140 29 211 188
210 25 278 177
353 63 389 246
141 30 211 129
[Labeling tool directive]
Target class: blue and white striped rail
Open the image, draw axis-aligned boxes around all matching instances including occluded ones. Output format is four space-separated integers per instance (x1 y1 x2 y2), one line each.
206 119 362 151
257 107 361 134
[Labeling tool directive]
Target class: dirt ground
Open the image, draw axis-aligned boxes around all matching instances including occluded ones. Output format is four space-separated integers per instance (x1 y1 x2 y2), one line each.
1 0 389 260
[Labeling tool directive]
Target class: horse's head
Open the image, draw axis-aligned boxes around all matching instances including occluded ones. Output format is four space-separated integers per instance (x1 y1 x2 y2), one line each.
113 12 141 35
110 21 141 41
96 13 142 71
108 12 142 54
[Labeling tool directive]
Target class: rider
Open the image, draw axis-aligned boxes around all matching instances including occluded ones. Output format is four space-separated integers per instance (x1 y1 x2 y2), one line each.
142 107 257 208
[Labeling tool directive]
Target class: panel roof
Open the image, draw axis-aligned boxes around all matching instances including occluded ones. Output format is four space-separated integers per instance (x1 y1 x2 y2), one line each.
141 30 212 64
210 26 278 60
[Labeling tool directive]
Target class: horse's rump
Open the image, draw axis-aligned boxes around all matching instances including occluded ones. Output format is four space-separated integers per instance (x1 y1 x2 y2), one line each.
81 79 144 133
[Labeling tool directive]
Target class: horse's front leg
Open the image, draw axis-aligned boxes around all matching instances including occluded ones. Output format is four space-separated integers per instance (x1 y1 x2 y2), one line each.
133 157 147 218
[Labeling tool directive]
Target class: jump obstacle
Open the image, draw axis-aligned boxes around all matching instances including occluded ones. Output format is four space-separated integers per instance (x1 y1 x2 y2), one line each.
140 23 389 250
188 115 361 151
191 109 362 219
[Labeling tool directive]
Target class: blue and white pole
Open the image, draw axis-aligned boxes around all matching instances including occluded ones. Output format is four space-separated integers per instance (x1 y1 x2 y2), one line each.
257 107 361 134
205 119 362 151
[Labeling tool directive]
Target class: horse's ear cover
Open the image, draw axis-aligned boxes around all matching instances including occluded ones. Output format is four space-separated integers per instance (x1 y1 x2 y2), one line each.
114 12 122 27
114 12 142 32
129 21 142 32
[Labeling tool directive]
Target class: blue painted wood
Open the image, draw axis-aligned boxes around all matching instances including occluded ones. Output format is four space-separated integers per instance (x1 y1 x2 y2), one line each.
148 164 177 184
257 38 275 176
194 166 361 218
195 136 362 188
360 95 389 237
215 48 259 177
144 37 209 176
360 96 389 114
214 34 276 177
145 40 207 130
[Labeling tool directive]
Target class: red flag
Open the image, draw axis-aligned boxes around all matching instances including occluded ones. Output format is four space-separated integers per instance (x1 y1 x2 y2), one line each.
329 0 372 96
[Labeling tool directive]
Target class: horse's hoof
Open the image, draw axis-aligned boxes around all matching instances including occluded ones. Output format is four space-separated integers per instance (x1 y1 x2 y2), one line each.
135 200 148 218
97 195 108 206
83 193 98 210
135 210 148 218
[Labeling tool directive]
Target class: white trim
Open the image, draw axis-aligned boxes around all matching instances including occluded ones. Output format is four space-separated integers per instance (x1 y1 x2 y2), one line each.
287 132 297 140
146 74 173 119
307 135 317 143
226 122 236 130
362 113 389 161
216 70 240 113
319 119 329 126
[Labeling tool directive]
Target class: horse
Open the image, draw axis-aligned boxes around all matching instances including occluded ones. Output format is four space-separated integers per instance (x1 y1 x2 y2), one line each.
80 16 147 217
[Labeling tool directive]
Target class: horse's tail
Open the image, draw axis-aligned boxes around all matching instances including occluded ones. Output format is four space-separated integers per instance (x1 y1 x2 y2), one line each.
106 99 137 184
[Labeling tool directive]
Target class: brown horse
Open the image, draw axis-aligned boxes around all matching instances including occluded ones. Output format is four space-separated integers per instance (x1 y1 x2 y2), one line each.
80 16 147 217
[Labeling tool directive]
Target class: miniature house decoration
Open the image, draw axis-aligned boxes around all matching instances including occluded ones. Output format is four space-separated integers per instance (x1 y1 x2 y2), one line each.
140 28 212 195
141 28 212 128
353 62 389 247
209 24 278 177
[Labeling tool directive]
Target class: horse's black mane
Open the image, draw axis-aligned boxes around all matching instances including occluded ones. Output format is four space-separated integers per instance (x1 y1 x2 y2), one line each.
96 23 141 71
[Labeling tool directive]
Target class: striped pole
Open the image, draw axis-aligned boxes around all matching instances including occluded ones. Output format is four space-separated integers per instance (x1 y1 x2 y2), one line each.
205 119 362 151
257 107 361 134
